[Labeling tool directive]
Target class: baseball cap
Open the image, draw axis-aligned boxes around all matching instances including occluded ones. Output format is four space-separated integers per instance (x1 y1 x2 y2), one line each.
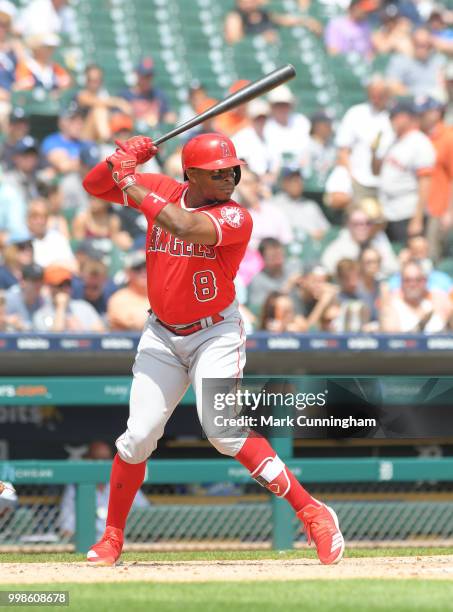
310 110 332 124
9 107 29 123
12 135 38 155
389 99 417 117
125 250 146 269
110 113 134 134
7 229 33 246
27 33 60 49
280 164 303 179
0 1 16 21
22 263 44 281
80 143 101 168
414 95 445 114
44 265 72 286
60 101 84 119
247 98 270 119
268 85 295 105
136 57 155 76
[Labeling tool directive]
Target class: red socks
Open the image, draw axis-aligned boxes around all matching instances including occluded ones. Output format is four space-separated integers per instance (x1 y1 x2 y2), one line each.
106 454 146 530
235 434 318 512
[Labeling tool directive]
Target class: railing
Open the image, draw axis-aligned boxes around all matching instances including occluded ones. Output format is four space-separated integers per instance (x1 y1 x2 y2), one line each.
2 457 453 552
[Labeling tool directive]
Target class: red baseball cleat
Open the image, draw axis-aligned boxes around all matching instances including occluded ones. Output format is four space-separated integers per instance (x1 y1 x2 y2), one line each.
86 526 124 566
297 502 345 565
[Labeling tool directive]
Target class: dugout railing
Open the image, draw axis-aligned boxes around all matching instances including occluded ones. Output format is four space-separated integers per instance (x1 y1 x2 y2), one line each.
2 456 453 553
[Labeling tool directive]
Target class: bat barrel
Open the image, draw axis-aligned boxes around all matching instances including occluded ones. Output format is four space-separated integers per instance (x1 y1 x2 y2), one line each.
154 64 296 146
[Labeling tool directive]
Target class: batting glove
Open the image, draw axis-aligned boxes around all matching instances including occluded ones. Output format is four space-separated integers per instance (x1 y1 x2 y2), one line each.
114 136 158 165
107 148 138 191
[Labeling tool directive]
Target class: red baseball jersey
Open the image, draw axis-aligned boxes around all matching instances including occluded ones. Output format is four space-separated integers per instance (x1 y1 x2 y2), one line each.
84 163 253 325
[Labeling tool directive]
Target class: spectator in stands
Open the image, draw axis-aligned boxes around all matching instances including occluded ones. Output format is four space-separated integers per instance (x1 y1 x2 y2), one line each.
373 101 436 242
71 257 118 320
270 166 330 240
247 237 297 315
289 263 330 318
380 260 452 332
5 263 46 330
27 198 76 270
0 1 20 129
107 250 149 331
389 235 453 293
214 80 251 136
0 108 30 171
371 3 413 56
323 162 353 220
428 8 453 56
232 98 279 182
119 57 176 128
178 80 209 126
416 96 453 263
224 0 321 46
3 136 41 202
60 143 100 214
33 264 105 332
0 174 28 247
324 0 377 59
263 85 310 167
321 206 399 276
72 196 132 251
235 167 293 250
40 182 70 240
0 230 33 289
59 440 150 540
76 64 132 143
331 258 371 331
358 247 383 324
305 111 336 193
15 33 71 93
41 103 88 175
386 28 447 100
259 291 307 332
0 289 21 330
17 0 74 37
336 74 393 201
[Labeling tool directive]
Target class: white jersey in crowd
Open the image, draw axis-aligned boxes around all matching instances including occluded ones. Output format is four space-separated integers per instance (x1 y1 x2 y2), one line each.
378 129 436 222
263 113 311 165
232 126 280 177
391 296 447 333
335 102 393 188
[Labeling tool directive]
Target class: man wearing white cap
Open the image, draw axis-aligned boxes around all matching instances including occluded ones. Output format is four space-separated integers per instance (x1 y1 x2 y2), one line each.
16 0 73 38
263 85 310 167
232 98 279 183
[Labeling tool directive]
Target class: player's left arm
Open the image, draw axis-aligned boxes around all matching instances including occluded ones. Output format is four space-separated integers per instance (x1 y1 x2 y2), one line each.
109 144 252 245
125 183 219 245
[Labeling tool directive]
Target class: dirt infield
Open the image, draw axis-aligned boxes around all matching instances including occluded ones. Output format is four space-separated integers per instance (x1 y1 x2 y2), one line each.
1 555 453 583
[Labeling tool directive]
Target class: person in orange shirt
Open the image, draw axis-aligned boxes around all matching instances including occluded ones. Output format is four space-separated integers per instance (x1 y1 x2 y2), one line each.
15 33 71 92
214 80 251 136
107 250 149 331
418 96 453 262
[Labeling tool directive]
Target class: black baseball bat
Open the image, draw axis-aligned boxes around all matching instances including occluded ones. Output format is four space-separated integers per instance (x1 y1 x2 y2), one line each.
153 64 296 146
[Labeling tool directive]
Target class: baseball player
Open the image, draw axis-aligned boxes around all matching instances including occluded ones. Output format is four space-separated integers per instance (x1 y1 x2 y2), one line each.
82 133 344 565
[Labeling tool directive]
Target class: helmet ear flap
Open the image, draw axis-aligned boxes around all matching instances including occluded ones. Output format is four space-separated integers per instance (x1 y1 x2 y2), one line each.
234 166 241 185
184 171 188 181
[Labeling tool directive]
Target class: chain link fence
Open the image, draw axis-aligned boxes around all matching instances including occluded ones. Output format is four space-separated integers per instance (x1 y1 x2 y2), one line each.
1 483 453 551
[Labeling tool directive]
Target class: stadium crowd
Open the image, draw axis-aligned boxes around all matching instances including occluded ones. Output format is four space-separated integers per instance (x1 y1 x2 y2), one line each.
0 0 453 334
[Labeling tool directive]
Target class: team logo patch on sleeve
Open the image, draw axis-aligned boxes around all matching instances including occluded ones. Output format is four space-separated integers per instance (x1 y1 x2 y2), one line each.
220 206 245 228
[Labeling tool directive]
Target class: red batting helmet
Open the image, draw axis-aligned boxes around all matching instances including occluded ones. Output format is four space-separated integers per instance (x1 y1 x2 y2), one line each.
182 133 246 184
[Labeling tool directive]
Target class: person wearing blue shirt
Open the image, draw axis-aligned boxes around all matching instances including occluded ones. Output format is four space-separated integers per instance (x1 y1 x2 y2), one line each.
41 103 92 174
118 57 176 128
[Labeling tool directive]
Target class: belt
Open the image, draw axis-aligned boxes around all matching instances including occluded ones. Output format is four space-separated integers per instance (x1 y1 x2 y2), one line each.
153 312 224 336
